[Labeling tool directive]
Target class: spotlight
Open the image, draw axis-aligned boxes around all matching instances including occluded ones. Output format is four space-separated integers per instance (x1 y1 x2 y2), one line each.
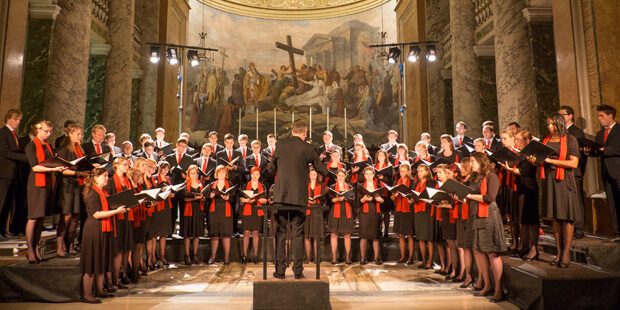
387 46 401 64
407 46 420 62
166 47 178 65
149 46 160 63
426 45 437 62
187 50 200 67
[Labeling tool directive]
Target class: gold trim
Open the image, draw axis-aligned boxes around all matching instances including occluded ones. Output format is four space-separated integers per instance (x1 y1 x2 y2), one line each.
198 0 390 20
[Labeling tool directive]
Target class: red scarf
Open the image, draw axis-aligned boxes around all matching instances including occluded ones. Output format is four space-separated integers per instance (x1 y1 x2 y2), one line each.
448 201 458 223
113 173 133 220
74 144 85 185
333 182 351 218
145 177 157 216
457 201 469 220
92 185 115 236
361 179 381 213
350 154 367 183
184 181 204 216
156 174 172 211
34 137 53 187
430 183 441 220
131 186 143 227
477 177 489 218
243 181 264 216
307 183 322 215
210 180 232 217
413 179 428 213
325 161 343 185
395 177 411 213
540 135 567 180
394 156 409 166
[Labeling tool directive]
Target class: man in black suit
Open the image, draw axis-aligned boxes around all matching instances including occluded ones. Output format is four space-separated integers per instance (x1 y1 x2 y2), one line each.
154 127 173 156
104 132 122 156
207 131 224 159
421 132 438 156
588 105 620 241
317 130 342 164
179 132 197 157
507 122 521 136
346 134 364 160
216 133 245 186
194 143 217 184
262 133 277 160
0 109 28 239
139 140 159 162
133 133 152 156
114 141 138 166
268 120 327 279
236 134 251 161
482 125 502 152
166 138 194 232
452 121 474 148
560 106 587 238
54 120 76 148
245 140 271 187
82 124 111 157
380 129 399 158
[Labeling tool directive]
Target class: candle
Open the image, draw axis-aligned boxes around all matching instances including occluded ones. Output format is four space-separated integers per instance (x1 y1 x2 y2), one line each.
292 112 295 124
344 108 347 141
256 107 259 139
327 107 330 131
309 107 312 140
238 109 242 136
273 108 276 135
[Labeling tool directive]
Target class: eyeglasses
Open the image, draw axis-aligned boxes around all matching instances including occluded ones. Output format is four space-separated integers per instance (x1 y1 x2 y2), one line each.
39 129 52 134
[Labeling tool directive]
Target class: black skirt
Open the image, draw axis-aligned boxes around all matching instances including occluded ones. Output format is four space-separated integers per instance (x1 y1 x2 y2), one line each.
181 200 205 238
208 198 234 237
472 202 507 253
157 207 173 236
241 204 264 232
358 202 381 239
80 218 111 275
393 211 414 235
27 172 54 219
456 219 473 248
441 209 457 241
304 208 324 239
520 187 539 225
58 177 82 214
327 203 355 234
414 209 435 241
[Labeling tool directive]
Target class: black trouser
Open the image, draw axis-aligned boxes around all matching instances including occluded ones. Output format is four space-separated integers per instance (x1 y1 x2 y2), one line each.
9 177 27 235
171 195 182 235
574 175 585 231
274 207 305 276
603 173 620 235
0 178 15 235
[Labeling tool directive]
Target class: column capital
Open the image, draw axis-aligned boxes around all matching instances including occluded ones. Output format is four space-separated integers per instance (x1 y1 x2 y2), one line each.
522 7 553 23
474 45 495 57
90 43 111 56
29 0 60 19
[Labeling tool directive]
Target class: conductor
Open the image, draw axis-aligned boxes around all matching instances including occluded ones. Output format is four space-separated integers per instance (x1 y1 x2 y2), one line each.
268 120 328 279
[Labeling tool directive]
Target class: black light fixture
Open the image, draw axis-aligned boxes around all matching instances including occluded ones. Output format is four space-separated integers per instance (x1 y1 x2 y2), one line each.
387 46 401 64
166 47 178 65
407 46 420 62
149 46 160 63
426 45 437 62
187 50 199 67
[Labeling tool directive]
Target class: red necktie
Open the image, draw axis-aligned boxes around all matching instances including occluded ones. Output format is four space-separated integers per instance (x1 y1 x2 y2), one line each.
327 145 330 152
271 147 274 155
228 150 232 162
459 137 463 146
212 146 216 153
11 131 18 147
486 140 490 150
110 147 115 156
242 148 246 159
202 158 207 172
256 156 260 167
604 127 610 143
178 153 182 164
95 143 101 154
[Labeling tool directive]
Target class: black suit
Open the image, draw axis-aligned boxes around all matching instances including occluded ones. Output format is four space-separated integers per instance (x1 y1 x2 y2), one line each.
245 153 271 187
165 151 194 232
236 146 251 160
82 141 111 158
0 126 28 235
380 142 398 157
194 156 217 183
216 149 245 186
484 137 503 152
427 144 439 156
268 135 328 276
452 135 474 148
262 145 277 160
593 124 620 235
54 134 67 148
138 151 159 162
113 153 138 166
11 135 31 235
316 143 342 164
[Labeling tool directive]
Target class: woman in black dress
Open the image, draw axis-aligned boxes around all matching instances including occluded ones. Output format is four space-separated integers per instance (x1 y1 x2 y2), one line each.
435 164 460 280
509 130 540 260
412 141 435 182
127 166 147 282
413 163 435 269
155 161 174 265
466 152 506 302
181 165 205 265
207 165 235 265
25 120 66 263
350 142 372 184
455 158 475 288
328 168 355 264
55 123 87 257
528 114 580 268
325 149 345 187
374 150 393 238
104 156 133 288
80 168 126 303
392 144 412 183
144 159 159 270
437 134 461 163
498 129 521 254
240 167 267 264
358 167 384 265
390 163 415 265
304 167 325 264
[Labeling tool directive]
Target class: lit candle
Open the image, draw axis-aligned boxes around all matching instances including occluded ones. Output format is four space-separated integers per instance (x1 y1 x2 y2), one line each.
292 112 295 123
309 107 312 140
238 109 242 136
344 108 347 140
273 108 276 135
327 107 330 131
256 107 259 139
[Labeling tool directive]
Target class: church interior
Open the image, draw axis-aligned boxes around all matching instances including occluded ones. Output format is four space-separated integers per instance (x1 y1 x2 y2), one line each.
0 0 619 309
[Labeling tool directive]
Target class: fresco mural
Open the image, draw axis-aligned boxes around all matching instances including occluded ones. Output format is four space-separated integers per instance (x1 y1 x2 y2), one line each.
185 0 400 147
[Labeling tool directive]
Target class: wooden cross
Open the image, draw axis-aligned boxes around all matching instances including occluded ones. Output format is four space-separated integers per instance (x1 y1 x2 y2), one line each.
276 35 304 88
219 48 229 71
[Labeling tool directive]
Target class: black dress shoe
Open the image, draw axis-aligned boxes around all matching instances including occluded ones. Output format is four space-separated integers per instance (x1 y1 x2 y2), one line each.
105 286 117 293
241 256 247 264
490 296 505 303
397 258 406 264
191 255 199 265
558 261 570 269
445 275 454 281
115 282 128 289
95 292 112 298
374 259 383 265
81 298 102 304
360 259 367 265
474 290 493 297
272 272 285 279
184 255 192 266
549 259 559 266
295 274 305 279
405 259 414 266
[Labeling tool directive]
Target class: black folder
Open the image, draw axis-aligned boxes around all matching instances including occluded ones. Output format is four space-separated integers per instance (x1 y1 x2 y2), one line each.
577 137 603 150
345 160 371 171
327 187 355 198
206 184 237 197
489 147 522 164
424 187 455 206
91 152 112 165
374 165 393 179
155 144 173 155
439 179 474 201
107 189 140 209
356 184 385 197
519 140 556 163
240 190 266 199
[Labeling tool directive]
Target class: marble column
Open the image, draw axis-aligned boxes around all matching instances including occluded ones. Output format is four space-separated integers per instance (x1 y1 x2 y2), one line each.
102 0 135 141
44 0 90 139
20 0 59 132
425 0 449 141
134 0 159 137
449 0 481 135
475 46 498 128
0 0 28 121
130 78 142 141
84 44 110 137
492 0 538 134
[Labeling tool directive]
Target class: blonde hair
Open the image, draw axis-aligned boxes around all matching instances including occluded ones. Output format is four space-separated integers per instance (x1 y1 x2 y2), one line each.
113 156 130 171
214 165 229 179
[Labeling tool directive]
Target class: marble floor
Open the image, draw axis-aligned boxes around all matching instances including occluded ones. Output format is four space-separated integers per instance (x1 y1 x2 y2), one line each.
3 262 518 310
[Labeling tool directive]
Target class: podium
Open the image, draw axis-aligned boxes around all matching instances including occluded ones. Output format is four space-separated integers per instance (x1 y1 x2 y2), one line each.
253 204 331 310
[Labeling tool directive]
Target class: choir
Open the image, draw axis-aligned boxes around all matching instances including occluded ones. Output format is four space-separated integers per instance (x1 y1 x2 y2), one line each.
1 104 619 304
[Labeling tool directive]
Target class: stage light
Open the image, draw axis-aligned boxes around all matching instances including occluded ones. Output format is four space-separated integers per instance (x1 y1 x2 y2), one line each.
149 46 160 63
426 45 437 62
166 47 178 65
387 47 401 64
407 46 420 62
187 50 200 67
